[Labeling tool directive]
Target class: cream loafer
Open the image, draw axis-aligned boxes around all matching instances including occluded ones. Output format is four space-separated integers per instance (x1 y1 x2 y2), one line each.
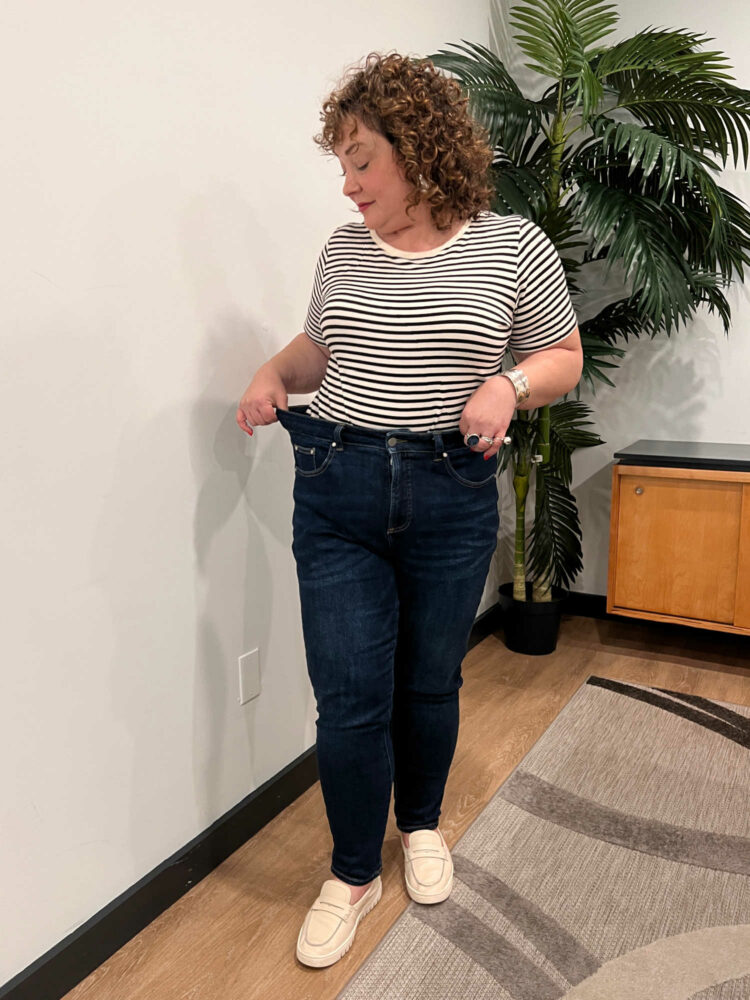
296 876 382 968
401 828 454 904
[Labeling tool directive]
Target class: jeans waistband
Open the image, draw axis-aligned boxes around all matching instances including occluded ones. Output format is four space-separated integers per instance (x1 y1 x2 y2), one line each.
275 405 468 454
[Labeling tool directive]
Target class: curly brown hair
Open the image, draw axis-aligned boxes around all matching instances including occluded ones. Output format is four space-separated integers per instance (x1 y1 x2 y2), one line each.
312 51 495 232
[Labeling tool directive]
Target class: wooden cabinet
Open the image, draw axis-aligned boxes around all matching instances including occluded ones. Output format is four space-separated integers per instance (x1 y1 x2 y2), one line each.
607 441 750 636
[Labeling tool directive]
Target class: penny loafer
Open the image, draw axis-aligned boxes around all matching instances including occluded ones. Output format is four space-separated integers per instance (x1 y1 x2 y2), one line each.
401 828 454 904
296 876 382 968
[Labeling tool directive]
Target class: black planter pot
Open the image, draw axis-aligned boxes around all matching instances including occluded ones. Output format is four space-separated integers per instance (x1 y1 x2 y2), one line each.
498 582 568 655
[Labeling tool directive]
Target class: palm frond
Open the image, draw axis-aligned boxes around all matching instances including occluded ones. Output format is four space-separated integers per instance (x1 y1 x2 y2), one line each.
490 159 547 218
509 1 575 80
567 177 697 332
661 177 750 282
594 28 737 86
588 117 718 196
497 411 536 476
564 0 620 49
608 72 750 169
579 297 655 345
428 41 547 160
688 272 733 335
472 88 549 156
569 129 750 291
578 332 627 392
509 0 618 80
517 132 557 178
526 471 583 590
428 39 523 94
570 58 605 122
547 400 604 485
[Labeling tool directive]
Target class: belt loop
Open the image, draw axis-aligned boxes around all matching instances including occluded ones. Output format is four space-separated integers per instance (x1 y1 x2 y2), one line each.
433 431 446 461
333 422 345 451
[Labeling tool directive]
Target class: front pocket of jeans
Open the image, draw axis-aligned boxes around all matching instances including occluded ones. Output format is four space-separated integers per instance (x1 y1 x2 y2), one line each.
442 450 498 488
292 440 335 478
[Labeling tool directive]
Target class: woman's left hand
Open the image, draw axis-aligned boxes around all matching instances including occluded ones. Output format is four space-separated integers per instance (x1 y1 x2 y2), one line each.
459 376 517 460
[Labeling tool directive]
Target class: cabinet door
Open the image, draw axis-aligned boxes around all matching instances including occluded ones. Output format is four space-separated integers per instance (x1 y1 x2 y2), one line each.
614 473 742 623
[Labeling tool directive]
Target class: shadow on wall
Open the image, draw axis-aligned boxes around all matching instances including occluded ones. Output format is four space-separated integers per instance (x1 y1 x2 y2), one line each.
179 184 318 803
88 181 314 881
580 317 711 450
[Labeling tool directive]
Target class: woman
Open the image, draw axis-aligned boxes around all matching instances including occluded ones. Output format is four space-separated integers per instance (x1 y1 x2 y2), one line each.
236 51 582 968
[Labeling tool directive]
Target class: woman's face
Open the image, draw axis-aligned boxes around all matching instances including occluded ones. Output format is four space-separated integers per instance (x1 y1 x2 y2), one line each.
333 117 423 233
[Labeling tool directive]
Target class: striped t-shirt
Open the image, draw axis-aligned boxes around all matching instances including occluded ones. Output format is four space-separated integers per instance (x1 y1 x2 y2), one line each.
303 210 577 431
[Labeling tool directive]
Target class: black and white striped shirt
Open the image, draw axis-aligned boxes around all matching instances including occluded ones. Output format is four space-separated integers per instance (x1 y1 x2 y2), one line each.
303 210 577 431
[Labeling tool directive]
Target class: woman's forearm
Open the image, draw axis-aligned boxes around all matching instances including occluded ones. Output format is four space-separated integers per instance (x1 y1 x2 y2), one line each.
492 343 583 410
263 332 330 394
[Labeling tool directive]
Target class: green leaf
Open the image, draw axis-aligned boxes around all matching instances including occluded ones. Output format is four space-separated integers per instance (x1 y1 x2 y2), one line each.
472 87 548 157
588 117 718 195
490 159 547 218
595 28 736 85
687 271 733 335
497 411 536 477
428 41 547 160
578 330 627 392
568 133 750 301
547 400 604 485
567 177 697 332
608 71 750 169
579 297 654 344
428 39 523 94
526 471 584 590
510 0 619 80
571 58 605 122
564 0 620 48
661 176 750 283
510 2 571 79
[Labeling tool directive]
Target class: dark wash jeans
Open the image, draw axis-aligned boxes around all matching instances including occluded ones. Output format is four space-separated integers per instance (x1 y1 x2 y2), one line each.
275 404 499 886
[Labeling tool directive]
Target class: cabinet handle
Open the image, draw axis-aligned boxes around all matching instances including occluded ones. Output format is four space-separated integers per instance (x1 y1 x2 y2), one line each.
634 486 644 495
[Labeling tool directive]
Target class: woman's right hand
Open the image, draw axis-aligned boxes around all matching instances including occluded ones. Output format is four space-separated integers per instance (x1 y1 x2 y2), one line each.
236 364 289 437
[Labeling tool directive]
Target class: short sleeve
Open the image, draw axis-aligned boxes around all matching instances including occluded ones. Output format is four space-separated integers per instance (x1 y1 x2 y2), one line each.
509 218 577 353
303 240 329 346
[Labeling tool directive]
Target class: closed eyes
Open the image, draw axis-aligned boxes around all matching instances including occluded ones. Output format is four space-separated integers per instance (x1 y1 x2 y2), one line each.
339 163 369 176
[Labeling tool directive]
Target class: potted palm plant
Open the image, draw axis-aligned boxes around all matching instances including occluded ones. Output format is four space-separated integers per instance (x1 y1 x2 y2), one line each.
429 0 750 654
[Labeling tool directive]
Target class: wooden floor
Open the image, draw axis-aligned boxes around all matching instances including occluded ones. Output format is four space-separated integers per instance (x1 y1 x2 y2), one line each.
65 614 749 1000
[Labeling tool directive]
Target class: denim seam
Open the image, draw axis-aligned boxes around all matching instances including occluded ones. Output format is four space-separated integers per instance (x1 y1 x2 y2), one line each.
442 453 498 489
386 452 413 534
294 444 337 478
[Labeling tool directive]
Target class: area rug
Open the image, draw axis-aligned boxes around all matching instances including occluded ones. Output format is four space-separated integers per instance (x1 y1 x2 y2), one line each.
336 675 750 1000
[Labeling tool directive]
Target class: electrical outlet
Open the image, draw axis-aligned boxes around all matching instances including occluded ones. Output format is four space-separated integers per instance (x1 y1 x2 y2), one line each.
238 648 260 704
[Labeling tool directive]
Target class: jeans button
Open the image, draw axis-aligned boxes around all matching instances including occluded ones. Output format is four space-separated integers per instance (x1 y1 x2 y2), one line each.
387 437 398 446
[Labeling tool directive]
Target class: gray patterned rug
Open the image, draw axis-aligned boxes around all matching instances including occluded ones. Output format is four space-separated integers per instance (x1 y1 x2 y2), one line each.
336 676 750 1000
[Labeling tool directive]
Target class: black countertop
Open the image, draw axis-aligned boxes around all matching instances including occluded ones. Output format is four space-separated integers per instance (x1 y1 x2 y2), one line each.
614 439 750 471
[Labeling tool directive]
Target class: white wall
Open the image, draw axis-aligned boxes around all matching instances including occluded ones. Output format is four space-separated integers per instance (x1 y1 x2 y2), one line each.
0 0 491 983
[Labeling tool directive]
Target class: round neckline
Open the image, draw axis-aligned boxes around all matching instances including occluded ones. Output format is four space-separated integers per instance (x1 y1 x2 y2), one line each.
367 218 473 258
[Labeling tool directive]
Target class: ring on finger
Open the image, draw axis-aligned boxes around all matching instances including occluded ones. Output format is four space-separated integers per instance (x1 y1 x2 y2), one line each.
465 433 511 447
